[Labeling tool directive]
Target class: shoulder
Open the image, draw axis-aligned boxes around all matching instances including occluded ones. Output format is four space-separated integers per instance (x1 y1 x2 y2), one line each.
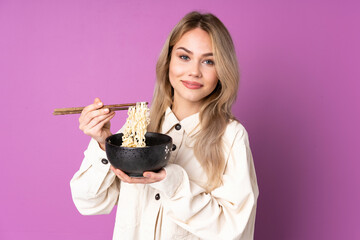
223 120 250 146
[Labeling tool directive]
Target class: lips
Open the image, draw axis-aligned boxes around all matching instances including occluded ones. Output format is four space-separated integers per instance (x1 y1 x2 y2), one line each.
181 80 203 89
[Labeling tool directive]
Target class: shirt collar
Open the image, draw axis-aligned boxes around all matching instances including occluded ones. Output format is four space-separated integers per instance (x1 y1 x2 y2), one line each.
162 107 201 136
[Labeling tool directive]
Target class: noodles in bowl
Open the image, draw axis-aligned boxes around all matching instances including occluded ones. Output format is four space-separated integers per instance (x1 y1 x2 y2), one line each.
105 102 173 177
121 102 150 147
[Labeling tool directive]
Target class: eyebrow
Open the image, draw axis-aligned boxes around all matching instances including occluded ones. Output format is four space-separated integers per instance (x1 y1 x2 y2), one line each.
176 47 213 57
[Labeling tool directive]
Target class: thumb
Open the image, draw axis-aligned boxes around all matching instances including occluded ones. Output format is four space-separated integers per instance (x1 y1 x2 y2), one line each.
94 97 102 104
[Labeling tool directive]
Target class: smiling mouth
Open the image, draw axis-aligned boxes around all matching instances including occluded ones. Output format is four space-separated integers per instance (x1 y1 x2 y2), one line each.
181 80 203 89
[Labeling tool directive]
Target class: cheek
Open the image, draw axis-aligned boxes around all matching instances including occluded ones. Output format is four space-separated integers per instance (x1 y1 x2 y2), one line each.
168 62 176 88
208 80 219 94
169 59 184 79
205 70 219 90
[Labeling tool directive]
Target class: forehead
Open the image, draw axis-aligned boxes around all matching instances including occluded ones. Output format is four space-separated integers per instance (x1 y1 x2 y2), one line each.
174 28 213 53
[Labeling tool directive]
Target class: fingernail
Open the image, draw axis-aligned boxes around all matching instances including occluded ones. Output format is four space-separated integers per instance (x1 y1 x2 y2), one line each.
144 173 150 178
98 102 102 106
104 108 109 113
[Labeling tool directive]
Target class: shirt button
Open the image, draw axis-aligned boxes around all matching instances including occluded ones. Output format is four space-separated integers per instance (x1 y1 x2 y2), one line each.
175 123 181 130
172 144 177 151
155 193 160 200
101 158 109 164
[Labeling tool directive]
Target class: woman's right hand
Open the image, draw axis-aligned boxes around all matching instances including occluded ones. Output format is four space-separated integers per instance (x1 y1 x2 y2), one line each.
79 98 116 150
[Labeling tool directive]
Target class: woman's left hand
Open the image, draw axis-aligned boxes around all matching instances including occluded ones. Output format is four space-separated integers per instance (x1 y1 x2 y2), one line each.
110 165 166 184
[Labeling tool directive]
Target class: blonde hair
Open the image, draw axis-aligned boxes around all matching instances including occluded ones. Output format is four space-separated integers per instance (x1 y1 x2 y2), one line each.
149 11 239 192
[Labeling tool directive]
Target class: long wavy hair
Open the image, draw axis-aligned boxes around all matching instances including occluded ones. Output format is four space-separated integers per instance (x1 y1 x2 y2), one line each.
148 11 239 192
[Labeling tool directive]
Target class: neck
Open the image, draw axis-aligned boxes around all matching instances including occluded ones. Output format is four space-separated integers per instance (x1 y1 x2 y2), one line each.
171 100 201 121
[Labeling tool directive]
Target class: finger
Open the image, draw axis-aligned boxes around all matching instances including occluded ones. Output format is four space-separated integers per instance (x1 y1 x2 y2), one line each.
84 109 113 130
117 169 131 181
89 111 115 132
84 98 103 115
125 175 161 184
79 99 104 123
121 170 166 184
83 112 115 137
80 109 107 130
94 97 101 104
143 169 166 182
112 168 165 184
79 106 104 129
87 107 110 123
112 169 150 184
111 166 124 180
113 168 133 182
82 105 107 124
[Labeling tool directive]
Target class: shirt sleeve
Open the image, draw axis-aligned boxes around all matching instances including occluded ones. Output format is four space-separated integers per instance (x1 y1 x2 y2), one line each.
150 124 259 240
70 138 120 215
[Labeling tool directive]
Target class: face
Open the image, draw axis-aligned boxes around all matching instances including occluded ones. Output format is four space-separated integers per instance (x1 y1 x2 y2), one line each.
169 28 218 109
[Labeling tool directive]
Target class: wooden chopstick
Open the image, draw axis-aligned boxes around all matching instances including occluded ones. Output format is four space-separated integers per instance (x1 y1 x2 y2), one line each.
53 103 140 115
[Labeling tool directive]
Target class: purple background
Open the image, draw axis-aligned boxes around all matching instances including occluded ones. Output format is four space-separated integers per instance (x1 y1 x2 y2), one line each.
1 0 359 239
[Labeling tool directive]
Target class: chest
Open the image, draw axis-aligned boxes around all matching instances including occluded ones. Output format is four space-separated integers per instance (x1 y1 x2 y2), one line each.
166 128 208 187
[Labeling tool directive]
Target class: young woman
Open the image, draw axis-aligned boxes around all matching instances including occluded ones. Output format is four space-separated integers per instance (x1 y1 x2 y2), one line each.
71 11 259 240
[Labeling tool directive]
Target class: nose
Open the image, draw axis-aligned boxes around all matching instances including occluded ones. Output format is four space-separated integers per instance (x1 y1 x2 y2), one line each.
188 61 202 78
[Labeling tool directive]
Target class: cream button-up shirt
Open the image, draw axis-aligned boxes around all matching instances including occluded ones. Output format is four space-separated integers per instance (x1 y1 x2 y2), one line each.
70 108 259 239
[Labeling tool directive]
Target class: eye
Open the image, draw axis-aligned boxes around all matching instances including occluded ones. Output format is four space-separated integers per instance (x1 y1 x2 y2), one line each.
180 55 190 61
203 59 215 65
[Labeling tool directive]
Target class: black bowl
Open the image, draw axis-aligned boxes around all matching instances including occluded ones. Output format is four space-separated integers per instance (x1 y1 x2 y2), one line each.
105 132 173 177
